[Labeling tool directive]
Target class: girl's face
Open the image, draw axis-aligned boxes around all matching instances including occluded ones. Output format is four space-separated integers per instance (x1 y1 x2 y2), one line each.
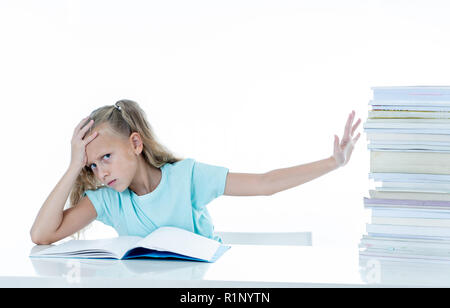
85 123 140 192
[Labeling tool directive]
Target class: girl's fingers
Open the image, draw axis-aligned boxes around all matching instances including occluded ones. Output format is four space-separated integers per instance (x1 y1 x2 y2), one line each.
353 132 361 143
344 111 355 139
334 135 339 151
84 131 98 145
351 118 361 136
344 113 352 136
342 113 353 146
78 119 94 139
75 116 89 131
73 116 90 138
346 150 353 165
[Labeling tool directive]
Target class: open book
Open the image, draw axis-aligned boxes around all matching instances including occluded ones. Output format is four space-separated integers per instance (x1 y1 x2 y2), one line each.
29 227 230 263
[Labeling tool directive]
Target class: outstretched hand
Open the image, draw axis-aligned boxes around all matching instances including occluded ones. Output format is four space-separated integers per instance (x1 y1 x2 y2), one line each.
333 110 361 168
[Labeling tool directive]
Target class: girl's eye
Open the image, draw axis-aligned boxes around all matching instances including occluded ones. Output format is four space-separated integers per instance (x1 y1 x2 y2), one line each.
90 154 110 170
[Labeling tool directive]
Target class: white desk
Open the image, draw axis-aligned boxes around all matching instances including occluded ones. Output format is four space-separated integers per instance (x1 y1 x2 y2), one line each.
2 241 450 287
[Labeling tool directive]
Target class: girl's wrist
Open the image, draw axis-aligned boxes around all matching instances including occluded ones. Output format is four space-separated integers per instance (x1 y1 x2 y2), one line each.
68 163 83 175
329 156 340 170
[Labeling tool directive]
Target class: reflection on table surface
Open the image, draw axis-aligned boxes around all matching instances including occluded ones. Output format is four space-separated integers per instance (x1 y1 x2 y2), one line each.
18 243 450 287
2 224 450 287
29 245 211 281
359 253 450 287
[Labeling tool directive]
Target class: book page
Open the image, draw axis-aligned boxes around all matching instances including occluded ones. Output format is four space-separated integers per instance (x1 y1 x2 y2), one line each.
31 236 142 259
135 227 220 261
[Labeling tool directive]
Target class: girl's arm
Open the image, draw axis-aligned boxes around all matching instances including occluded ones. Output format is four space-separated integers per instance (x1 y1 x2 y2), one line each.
224 111 361 196
30 116 98 244
30 165 97 244
224 157 338 196
261 156 339 195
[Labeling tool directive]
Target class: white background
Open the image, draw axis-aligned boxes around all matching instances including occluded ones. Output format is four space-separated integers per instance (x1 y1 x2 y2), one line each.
2 0 450 256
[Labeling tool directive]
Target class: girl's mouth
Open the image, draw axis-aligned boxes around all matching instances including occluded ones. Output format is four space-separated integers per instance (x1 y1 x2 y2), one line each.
107 179 117 186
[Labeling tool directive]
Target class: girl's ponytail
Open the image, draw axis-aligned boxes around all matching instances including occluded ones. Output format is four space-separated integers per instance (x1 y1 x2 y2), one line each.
113 99 181 168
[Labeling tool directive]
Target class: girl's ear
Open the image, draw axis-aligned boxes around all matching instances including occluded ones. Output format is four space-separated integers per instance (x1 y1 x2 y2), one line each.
129 132 143 155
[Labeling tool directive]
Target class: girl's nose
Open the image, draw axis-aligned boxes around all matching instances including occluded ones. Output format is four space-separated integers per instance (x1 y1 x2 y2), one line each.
97 166 109 180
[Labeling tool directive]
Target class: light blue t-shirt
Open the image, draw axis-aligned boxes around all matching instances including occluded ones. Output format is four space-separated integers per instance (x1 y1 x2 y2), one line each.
83 158 229 242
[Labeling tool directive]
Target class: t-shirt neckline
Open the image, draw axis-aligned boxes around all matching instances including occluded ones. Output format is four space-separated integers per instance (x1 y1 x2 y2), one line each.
129 164 167 200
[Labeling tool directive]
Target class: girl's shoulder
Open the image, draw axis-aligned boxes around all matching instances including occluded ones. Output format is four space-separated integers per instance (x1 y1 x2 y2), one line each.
162 158 198 181
165 157 196 169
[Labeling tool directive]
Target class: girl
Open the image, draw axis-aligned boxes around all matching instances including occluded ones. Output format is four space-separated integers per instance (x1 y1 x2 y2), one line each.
30 99 361 245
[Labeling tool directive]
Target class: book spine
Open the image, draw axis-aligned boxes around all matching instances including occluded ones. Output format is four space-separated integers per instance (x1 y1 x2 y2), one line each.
367 223 450 237
371 208 450 219
365 128 450 134
370 98 450 106
370 140 450 146
369 190 450 202
371 217 450 228
368 144 450 151
364 196 450 207
375 187 450 194
366 133 450 143
381 182 450 191
373 90 450 101
369 173 450 182
365 121 450 129
370 151 450 175
369 111 450 119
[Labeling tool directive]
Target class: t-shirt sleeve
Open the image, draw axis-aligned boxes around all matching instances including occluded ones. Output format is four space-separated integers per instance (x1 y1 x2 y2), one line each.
190 160 229 209
83 187 115 227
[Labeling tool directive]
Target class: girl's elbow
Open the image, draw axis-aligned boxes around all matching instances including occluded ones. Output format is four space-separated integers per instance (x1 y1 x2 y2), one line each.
30 230 52 245
266 190 276 196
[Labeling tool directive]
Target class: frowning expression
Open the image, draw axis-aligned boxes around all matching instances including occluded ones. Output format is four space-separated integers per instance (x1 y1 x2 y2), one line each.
85 124 139 192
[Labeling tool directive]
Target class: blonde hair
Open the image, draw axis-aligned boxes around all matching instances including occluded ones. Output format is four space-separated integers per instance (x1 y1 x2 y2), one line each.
69 99 183 238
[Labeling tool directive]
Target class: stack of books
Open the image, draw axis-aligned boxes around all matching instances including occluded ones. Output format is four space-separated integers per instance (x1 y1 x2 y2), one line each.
360 86 450 262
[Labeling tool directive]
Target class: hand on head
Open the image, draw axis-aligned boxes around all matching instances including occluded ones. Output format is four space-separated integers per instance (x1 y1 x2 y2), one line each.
70 116 98 171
